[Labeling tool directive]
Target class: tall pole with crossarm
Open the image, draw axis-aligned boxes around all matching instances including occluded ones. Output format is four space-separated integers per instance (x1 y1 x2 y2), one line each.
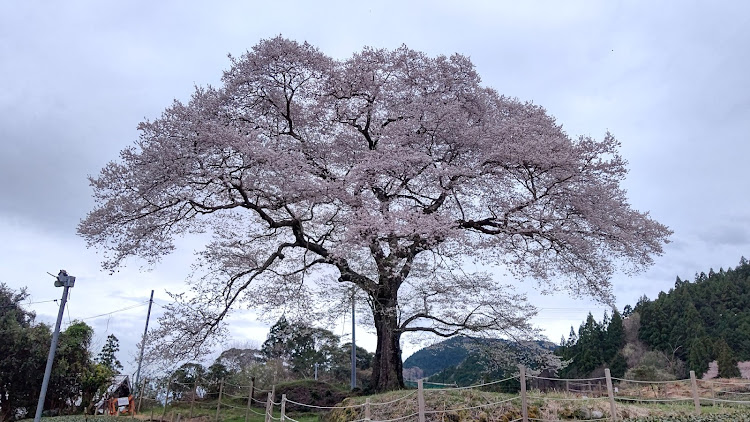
34 270 75 422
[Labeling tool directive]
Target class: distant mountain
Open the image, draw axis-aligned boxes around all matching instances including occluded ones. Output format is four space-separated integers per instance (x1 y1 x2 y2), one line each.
403 336 476 378
403 336 556 384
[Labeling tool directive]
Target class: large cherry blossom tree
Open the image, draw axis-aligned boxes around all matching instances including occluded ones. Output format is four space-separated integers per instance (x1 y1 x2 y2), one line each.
79 37 671 391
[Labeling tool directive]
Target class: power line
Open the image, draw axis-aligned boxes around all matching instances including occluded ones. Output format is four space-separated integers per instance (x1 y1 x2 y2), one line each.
75 301 150 321
0 299 59 310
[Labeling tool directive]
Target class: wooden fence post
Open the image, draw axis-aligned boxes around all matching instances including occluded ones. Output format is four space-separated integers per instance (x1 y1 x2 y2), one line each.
162 379 171 421
519 365 528 422
417 379 426 422
215 379 224 422
245 382 253 422
711 379 716 407
250 377 255 407
264 392 272 422
190 380 197 419
365 398 371 421
137 377 147 415
280 394 287 422
690 371 701 415
605 368 617 421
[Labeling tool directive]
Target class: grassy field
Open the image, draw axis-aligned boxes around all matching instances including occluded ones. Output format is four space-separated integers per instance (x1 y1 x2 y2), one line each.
20 397 750 422
322 386 750 421
141 389 749 421
20 378 750 422
137 398 323 422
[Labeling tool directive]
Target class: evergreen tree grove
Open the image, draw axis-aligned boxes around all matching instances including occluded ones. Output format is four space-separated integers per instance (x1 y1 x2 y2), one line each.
716 339 741 378
561 257 750 380
97 334 123 373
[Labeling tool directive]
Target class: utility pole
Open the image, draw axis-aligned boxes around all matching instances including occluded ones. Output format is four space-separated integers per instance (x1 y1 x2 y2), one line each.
351 291 356 390
34 270 75 422
135 290 154 394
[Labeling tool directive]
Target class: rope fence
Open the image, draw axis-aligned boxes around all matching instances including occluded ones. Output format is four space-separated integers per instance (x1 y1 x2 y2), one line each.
128 366 750 422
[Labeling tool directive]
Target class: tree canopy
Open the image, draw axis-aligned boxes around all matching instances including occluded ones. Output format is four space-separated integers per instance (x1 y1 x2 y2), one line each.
79 37 670 390
167 322 375 392
0 284 49 421
261 317 340 378
97 334 123 373
0 284 119 420
557 309 626 378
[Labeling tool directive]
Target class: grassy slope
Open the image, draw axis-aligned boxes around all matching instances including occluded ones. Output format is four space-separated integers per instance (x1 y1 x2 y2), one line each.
324 386 750 422
20 378 750 422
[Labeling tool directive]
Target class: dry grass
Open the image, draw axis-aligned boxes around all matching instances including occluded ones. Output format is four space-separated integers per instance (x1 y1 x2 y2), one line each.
323 380 750 422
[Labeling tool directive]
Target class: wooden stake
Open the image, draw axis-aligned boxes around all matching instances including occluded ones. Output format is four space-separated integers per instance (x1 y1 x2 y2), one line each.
162 379 171 421
264 392 272 422
519 365 528 422
245 382 253 422
215 379 224 422
605 368 617 421
190 380 197 419
690 371 701 415
711 379 716 407
250 377 255 408
417 379 426 422
137 377 147 416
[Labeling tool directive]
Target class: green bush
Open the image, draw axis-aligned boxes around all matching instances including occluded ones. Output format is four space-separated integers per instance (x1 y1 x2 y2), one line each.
273 379 350 412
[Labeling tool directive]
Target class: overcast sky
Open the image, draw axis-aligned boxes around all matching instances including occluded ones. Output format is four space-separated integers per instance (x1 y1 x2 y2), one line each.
2 1 749 377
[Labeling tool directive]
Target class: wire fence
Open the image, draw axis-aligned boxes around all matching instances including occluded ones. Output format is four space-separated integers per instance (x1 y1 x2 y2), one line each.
128 366 750 422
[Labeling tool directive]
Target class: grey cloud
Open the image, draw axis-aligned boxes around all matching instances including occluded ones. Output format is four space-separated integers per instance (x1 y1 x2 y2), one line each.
2 0 750 356
699 222 750 247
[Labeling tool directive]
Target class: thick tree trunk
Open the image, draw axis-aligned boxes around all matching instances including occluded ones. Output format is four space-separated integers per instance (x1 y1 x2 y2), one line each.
370 296 404 391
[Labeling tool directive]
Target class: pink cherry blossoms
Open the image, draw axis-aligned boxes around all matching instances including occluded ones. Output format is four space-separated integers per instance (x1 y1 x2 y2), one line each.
79 37 671 390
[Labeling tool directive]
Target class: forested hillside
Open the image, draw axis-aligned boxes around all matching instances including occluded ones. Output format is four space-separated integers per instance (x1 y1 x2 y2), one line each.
404 258 750 384
637 257 750 376
403 336 556 385
556 310 627 379
558 257 750 380
402 336 474 379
